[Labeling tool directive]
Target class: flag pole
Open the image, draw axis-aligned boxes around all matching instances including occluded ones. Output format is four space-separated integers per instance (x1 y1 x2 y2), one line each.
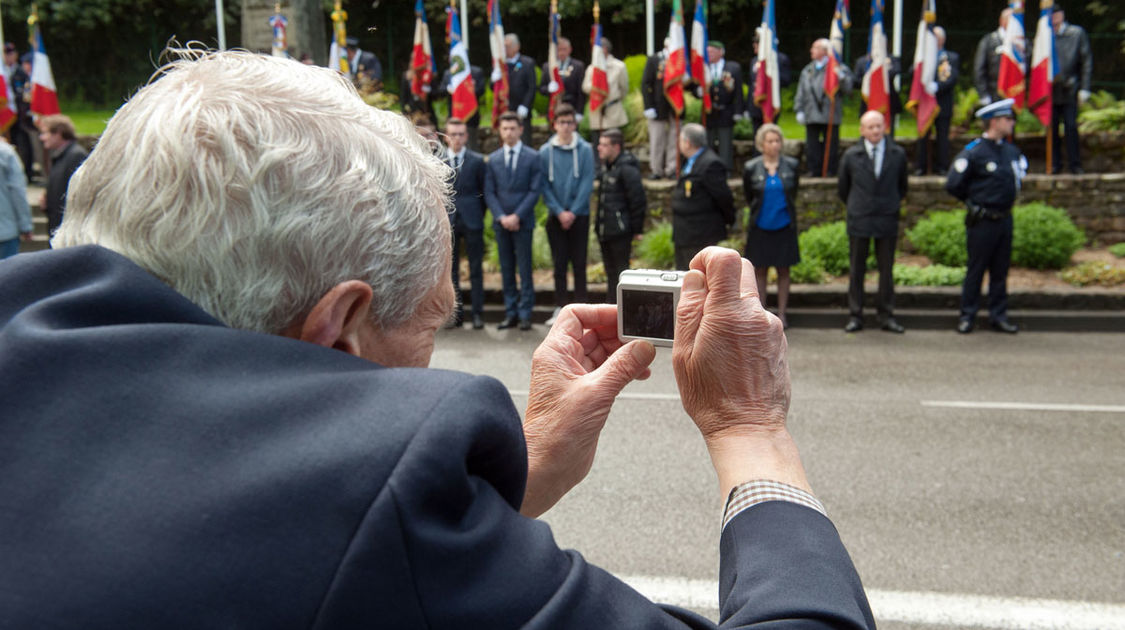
646 0 654 57
215 0 226 50
822 98 834 178
461 0 468 52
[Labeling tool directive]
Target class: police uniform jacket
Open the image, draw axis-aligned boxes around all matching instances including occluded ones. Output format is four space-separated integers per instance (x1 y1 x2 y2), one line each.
671 148 735 246
702 59 744 129
539 57 586 114
641 52 679 121
946 136 1027 211
973 29 1004 102
1051 23 1092 105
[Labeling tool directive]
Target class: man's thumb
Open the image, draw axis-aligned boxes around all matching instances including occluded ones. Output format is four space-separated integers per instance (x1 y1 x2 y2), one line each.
594 340 656 393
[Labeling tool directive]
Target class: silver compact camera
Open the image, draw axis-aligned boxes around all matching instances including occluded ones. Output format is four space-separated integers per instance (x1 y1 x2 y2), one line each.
617 269 686 347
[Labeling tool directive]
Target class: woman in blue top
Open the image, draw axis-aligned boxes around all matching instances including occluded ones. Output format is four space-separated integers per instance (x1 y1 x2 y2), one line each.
742 124 800 328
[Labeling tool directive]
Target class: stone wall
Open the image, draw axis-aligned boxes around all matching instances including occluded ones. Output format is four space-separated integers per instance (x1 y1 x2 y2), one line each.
634 173 1125 248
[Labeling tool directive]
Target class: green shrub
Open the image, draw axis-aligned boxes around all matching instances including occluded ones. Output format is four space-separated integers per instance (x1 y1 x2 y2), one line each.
1079 91 1125 133
624 54 647 94
1110 243 1125 258
636 222 675 269
892 264 966 286
907 209 968 267
797 221 851 276
790 258 827 284
1011 202 1085 269
1059 261 1125 287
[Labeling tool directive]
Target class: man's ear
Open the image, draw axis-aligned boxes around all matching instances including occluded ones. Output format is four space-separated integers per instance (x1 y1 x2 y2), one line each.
288 280 374 357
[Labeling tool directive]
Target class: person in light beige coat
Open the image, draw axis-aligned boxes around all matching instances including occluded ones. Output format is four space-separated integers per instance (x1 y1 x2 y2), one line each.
582 37 629 145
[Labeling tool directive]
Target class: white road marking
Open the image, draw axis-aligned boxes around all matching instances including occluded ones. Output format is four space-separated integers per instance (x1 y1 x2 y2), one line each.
619 574 1125 629
507 390 682 401
922 400 1125 414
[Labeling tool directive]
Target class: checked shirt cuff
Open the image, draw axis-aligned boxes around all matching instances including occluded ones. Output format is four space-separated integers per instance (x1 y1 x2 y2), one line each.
722 480 826 531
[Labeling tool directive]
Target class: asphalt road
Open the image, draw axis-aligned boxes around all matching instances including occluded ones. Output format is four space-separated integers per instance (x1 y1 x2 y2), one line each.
429 326 1125 629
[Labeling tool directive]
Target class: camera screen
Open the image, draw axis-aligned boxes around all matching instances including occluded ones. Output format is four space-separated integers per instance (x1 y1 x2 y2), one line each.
620 289 675 341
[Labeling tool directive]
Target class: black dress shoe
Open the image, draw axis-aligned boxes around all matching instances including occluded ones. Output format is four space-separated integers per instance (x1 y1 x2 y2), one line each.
497 316 520 330
881 318 905 333
472 314 484 330
646 173 663 180
844 318 863 333
1070 166 1085 175
957 319 974 334
990 320 1019 334
518 319 532 331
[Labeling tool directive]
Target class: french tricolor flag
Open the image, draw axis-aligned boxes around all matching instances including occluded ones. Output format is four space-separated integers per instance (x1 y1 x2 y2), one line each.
997 0 1026 109
861 0 891 124
754 0 781 123
30 28 60 117
446 3 476 121
689 0 710 113
1028 0 1057 127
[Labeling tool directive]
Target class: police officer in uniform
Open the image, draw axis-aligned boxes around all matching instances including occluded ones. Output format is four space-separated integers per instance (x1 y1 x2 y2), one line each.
945 98 1027 334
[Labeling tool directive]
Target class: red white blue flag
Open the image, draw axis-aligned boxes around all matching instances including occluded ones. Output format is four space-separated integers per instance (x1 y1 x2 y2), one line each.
689 0 711 113
754 0 781 123
826 0 850 100
411 0 435 100
589 18 609 113
445 2 476 121
906 0 940 135
487 0 509 125
861 0 891 123
546 3 563 121
1028 0 1056 127
997 0 1026 109
30 27 59 116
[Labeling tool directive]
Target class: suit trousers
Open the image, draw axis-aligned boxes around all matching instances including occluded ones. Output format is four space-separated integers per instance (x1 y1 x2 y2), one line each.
961 215 1012 323
495 222 536 320
848 235 896 320
707 126 734 173
916 116 952 174
647 119 680 178
452 224 485 317
467 125 482 153
675 243 717 272
546 214 589 307
1051 102 1081 172
599 236 633 304
805 123 841 177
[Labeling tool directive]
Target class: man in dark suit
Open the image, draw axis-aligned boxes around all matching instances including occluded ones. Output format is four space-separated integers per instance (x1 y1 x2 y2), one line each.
1049 6 1093 174
434 63 487 151
699 41 743 173
485 111 541 330
539 37 586 123
38 114 87 241
444 117 487 329
837 110 909 334
671 123 734 270
503 33 538 146
345 36 383 87
914 26 959 175
1 51 875 629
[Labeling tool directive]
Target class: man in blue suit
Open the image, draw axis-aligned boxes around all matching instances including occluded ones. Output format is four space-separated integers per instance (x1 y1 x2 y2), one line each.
0 51 875 629
443 117 487 329
485 111 541 330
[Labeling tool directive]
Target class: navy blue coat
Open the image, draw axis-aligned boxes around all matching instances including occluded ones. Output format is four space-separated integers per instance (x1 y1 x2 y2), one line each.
485 144 542 226
449 149 487 231
0 246 875 629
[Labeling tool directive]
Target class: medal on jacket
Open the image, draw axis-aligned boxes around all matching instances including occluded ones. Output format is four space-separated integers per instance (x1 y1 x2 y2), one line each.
684 180 692 198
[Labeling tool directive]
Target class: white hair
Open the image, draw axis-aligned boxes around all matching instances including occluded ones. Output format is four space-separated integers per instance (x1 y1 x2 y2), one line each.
505 33 520 48
53 48 452 335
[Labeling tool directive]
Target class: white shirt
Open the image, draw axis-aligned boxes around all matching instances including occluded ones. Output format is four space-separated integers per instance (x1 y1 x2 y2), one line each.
864 138 885 177
504 142 523 170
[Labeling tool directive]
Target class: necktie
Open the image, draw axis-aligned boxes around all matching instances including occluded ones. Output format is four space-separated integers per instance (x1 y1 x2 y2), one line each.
871 144 881 177
453 155 460 169
507 149 514 172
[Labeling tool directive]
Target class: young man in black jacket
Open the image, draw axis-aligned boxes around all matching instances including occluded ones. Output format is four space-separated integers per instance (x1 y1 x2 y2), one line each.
594 129 646 302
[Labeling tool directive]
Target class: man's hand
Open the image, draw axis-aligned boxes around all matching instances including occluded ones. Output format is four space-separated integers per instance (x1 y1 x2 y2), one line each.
522 304 656 517
39 194 46 211
1079 90 1091 105
672 247 810 497
558 210 576 230
500 213 520 231
643 108 657 120
796 111 807 126
517 104 529 119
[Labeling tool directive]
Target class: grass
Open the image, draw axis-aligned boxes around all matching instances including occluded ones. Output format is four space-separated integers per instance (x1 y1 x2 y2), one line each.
64 106 119 136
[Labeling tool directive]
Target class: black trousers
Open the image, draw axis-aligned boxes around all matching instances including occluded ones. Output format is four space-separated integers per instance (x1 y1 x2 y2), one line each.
707 126 734 173
452 224 485 317
1051 101 1081 172
546 214 589 306
848 235 896 320
9 123 34 181
804 123 841 177
961 215 1012 323
915 115 952 174
675 242 719 271
599 236 633 304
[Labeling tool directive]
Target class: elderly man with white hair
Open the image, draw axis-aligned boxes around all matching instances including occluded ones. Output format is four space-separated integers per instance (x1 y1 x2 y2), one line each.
0 50 874 628
794 37 854 177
